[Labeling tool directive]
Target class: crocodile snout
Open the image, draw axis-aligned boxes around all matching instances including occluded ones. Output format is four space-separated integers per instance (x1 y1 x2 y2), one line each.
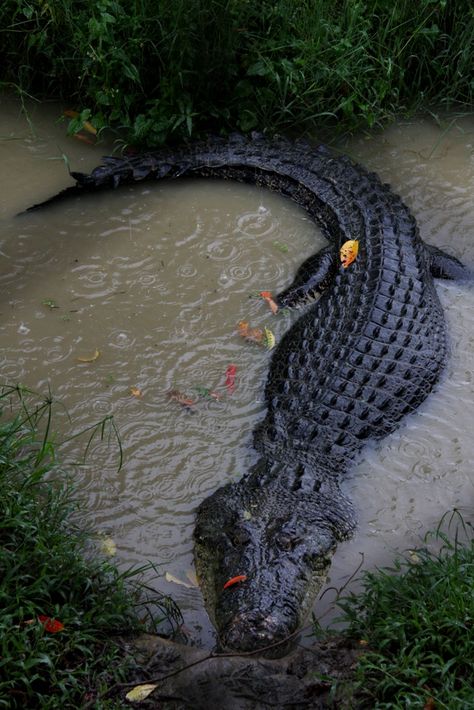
220 610 295 654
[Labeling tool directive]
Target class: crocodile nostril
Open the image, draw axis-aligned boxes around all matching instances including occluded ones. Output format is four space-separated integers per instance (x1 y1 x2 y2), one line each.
220 612 292 654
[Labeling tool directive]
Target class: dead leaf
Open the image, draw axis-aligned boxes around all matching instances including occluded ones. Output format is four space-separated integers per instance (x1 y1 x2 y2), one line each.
38 616 65 633
223 574 248 590
339 239 359 268
166 389 197 407
130 387 143 398
225 364 237 394
185 569 199 587
77 349 101 363
424 697 435 710
260 291 279 314
237 321 264 344
263 326 275 350
82 120 97 136
165 571 194 589
125 684 158 702
100 536 117 556
237 321 275 349
73 133 95 145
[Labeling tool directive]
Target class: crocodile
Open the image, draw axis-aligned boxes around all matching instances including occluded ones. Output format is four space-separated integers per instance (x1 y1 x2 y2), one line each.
28 134 469 654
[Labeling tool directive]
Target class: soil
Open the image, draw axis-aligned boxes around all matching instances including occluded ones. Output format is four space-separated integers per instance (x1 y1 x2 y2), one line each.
115 633 363 709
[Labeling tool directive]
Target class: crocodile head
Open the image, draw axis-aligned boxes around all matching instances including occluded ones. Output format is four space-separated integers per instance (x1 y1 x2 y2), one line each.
194 467 355 654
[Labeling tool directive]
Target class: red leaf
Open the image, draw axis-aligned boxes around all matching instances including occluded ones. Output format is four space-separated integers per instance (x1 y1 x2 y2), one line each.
223 574 247 590
225 364 237 394
38 615 65 633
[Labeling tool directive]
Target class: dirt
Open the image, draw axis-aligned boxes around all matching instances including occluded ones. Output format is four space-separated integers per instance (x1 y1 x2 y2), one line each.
114 633 363 709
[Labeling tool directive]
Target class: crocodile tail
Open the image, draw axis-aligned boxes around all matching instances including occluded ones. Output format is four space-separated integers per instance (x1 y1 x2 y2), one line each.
71 154 176 189
20 184 86 213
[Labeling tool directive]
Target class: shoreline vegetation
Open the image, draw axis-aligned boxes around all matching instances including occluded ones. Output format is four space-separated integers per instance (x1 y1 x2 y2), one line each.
1 1 473 147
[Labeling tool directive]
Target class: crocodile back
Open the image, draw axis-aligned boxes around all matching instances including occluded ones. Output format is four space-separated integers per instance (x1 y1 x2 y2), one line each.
254 157 447 478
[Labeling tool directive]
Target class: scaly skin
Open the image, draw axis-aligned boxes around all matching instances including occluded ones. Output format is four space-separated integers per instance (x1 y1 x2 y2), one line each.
28 134 468 653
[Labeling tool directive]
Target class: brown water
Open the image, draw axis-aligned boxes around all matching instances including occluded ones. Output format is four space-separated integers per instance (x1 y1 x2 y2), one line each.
1 96 473 642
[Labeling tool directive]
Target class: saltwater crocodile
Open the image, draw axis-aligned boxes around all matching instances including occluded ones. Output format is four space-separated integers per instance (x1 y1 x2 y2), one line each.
29 134 469 654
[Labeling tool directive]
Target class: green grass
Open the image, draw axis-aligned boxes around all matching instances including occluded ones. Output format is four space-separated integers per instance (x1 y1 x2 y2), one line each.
335 513 474 708
1 0 473 146
0 385 181 709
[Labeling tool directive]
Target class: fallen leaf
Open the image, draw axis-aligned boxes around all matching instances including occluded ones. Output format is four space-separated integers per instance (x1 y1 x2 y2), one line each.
273 240 289 253
263 326 276 350
130 387 143 398
125 684 158 702
225 364 238 394
260 291 279 314
358 639 369 646
73 133 95 145
100 536 117 556
77 349 101 363
185 569 199 587
165 571 195 589
237 321 264 344
238 321 275 350
38 616 65 633
167 389 197 407
82 120 97 136
339 239 359 268
223 574 248 590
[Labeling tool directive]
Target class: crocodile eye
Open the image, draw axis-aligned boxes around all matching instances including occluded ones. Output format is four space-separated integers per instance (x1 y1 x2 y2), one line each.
276 533 301 551
277 534 292 550
228 527 251 547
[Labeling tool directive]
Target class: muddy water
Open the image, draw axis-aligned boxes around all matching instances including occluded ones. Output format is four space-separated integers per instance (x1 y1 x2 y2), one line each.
1 96 473 642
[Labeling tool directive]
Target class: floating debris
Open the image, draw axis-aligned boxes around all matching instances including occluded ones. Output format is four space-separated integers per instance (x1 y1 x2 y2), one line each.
167 389 197 407
237 321 275 350
260 291 279 314
225 364 237 394
77 349 101 363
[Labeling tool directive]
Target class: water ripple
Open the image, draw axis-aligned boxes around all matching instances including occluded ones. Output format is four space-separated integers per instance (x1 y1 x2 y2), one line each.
108 329 136 350
236 208 277 237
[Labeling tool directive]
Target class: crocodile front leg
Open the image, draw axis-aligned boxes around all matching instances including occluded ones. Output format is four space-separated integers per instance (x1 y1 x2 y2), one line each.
425 243 471 280
276 245 338 309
